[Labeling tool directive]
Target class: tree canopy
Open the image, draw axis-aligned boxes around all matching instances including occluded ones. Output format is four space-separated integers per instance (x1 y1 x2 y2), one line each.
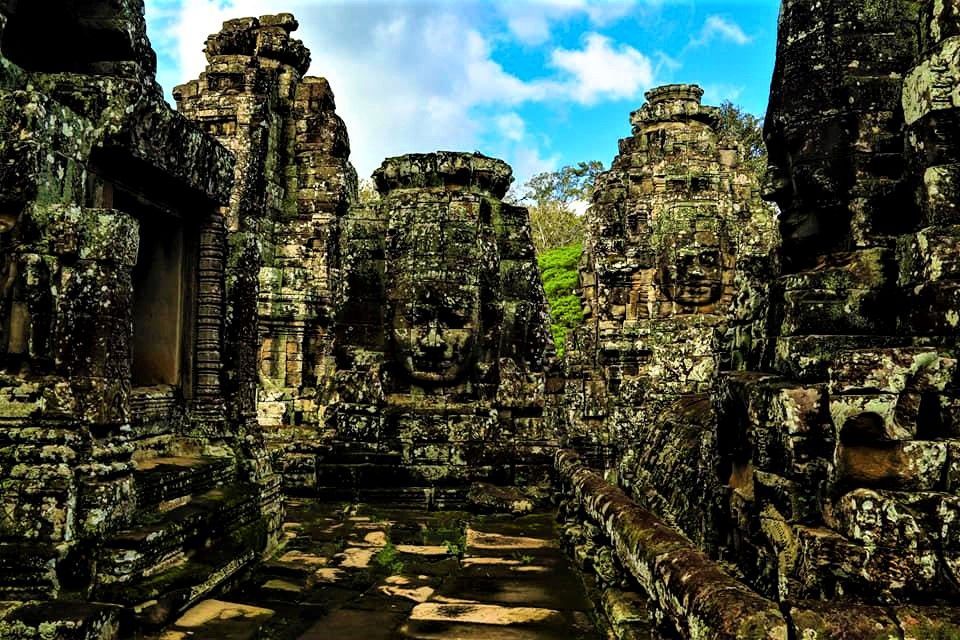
518 161 604 255
716 101 766 180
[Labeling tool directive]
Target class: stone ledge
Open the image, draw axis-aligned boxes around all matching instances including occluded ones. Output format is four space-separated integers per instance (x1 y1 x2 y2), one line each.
558 449 960 639
556 449 788 640
373 151 513 198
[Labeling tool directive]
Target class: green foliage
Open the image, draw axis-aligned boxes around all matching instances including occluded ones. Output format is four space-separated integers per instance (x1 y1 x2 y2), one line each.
716 101 766 180
538 243 585 356
373 541 405 575
443 537 466 557
420 520 466 557
523 161 605 206
543 270 579 298
520 161 604 254
538 242 583 274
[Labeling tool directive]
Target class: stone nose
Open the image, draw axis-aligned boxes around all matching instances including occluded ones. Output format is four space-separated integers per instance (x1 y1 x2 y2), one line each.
426 320 444 348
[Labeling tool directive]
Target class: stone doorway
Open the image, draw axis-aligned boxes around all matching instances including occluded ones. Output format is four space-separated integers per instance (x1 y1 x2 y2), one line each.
131 213 189 390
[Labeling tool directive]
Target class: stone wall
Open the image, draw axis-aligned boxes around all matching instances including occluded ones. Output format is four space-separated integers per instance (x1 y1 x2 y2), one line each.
557 448 960 640
713 0 960 605
0 1 280 629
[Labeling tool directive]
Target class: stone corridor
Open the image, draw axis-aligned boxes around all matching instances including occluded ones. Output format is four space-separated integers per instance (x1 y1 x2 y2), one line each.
147 502 624 640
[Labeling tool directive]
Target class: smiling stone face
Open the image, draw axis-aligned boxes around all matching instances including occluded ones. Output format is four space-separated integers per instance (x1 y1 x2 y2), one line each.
653 209 728 312
389 275 481 385
381 159 492 386
657 225 724 308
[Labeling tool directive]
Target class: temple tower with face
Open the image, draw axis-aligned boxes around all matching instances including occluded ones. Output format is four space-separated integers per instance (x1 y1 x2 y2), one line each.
564 84 774 472
320 152 555 507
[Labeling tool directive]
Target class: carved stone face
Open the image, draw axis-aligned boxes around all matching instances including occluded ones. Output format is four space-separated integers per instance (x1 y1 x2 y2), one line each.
656 222 724 308
390 281 480 384
387 208 483 386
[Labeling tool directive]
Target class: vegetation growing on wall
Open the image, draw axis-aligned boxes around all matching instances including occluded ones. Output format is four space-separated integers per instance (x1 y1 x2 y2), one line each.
716 101 766 180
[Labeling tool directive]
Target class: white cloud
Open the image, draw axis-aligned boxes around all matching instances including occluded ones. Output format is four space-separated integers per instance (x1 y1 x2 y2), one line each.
498 0 637 46
702 83 745 104
496 113 527 141
509 145 562 188
569 199 591 216
143 0 658 182
690 15 752 48
551 33 654 105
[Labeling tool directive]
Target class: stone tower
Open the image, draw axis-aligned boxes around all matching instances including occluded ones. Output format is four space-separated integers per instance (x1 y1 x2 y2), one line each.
174 15 358 481
323 152 555 507
564 84 774 468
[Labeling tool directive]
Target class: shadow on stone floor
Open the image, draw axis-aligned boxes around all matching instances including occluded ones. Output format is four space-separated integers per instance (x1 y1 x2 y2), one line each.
143 500 630 640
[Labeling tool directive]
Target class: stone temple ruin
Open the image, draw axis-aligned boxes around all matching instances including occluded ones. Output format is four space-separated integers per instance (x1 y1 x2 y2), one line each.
1 1 960 639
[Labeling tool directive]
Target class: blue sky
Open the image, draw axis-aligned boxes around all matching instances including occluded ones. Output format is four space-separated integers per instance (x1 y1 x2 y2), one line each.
143 0 780 188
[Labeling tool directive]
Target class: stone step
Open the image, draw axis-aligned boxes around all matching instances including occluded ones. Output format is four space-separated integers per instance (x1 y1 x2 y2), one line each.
0 542 63 600
315 462 480 489
95 521 264 628
323 446 404 465
133 456 236 515
313 485 468 510
152 599 274 640
297 608 407 640
0 601 122 640
94 485 260 585
398 602 599 640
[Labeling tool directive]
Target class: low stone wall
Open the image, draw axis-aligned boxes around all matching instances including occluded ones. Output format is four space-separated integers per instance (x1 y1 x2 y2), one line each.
557 449 960 639
557 449 788 640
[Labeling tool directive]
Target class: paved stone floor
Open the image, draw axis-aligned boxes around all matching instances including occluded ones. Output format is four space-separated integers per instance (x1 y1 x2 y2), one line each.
151 501 601 639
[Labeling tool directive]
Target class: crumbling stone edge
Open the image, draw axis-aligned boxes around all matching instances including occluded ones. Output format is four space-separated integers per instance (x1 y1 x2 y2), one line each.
557 449 960 639
557 449 789 639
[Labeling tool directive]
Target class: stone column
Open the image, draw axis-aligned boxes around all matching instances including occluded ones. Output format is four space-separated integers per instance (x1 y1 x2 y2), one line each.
191 211 227 432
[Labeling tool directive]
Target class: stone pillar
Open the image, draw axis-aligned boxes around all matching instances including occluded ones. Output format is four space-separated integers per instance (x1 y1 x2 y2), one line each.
191 211 227 431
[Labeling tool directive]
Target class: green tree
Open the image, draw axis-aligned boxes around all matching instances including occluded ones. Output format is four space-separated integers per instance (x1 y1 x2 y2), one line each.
716 101 766 179
520 161 604 254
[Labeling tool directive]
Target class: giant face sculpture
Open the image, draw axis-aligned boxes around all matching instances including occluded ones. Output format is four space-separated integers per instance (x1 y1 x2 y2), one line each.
655 212 726 309
386 207 483 385
389 278 481 384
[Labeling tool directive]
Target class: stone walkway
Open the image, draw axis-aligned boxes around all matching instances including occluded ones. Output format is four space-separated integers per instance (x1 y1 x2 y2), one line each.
151 501 601 640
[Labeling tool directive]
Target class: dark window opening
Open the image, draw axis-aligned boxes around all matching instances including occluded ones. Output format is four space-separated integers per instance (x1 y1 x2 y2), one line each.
131 214 187 388
839 412 886 445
